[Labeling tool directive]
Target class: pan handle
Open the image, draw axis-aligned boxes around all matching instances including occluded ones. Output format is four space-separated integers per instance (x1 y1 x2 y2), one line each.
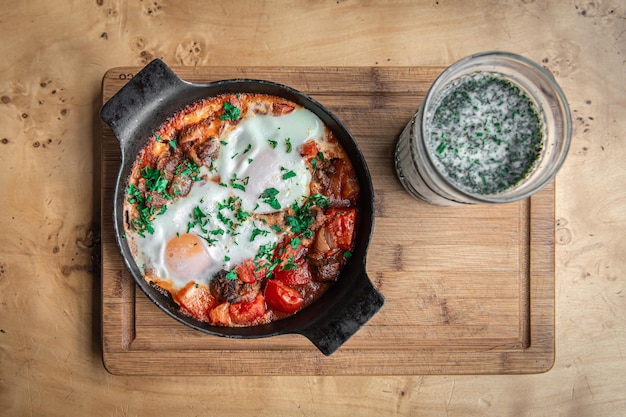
298 268 384 356
99 59 189 157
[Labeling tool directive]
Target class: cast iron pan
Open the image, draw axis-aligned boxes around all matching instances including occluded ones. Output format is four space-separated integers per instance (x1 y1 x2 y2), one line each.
100 59 384 355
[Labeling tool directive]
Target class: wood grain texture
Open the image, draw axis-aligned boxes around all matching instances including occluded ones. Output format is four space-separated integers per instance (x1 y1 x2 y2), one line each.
3 1 625 415
101 66 554 375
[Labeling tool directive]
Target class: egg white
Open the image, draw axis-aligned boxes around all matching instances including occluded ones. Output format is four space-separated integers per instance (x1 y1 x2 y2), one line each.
130 107 324 290
218 107 322 213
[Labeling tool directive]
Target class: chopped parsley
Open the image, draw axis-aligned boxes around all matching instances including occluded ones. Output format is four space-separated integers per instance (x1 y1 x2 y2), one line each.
141 167 169 195
217 211 235 231
156 133 177 151
283 256 297 271
200 235 218 246
235 208 250 223
126 184 157 237
254 242 277 264
229 173 249 192
259 187 281 210
250 228 269 242
285 193 330 239
219 102 241 121
218 196 237 211
281 166 297 180
126 183 143 205
282 171 296 180
189 205 210 234
252 240 282 279
126 154 202 237
174 158 202 181
290 236 301 249
126 165 185 236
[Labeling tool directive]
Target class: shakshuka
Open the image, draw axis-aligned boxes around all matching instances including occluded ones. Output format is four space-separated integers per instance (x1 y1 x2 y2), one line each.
123 93 360 326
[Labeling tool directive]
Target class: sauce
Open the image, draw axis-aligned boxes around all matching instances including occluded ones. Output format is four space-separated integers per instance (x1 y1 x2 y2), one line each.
425 73 544 195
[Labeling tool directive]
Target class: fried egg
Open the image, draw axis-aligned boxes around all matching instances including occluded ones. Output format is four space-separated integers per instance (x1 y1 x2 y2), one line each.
219 107 322 213
130 107 324 290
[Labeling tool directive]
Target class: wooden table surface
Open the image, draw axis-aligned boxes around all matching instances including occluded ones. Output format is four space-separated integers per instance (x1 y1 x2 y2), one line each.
1 1 624 416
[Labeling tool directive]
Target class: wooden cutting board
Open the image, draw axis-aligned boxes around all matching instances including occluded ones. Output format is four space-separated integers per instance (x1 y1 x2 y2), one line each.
100 66 554 375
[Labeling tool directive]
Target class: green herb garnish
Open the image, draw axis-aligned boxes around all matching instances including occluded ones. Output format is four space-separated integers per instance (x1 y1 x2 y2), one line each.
290 237 301 249
284 193 329 239
259 187 281 210
230 173 249 192
283 256 297 271
219 102 241 121
282 170 296 180
250 228 269 242
141 167 169 194
125 166 177 236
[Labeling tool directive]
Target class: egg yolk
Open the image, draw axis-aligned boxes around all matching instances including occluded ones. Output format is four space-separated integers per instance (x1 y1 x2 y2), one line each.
164 233 212 279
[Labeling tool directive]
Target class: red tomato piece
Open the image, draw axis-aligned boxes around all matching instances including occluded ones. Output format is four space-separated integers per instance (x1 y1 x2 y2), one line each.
209 302 232 326
264 280 304 314
229 293 266 325
271 102 295 116
275 237 307 263
273 238 311 285
300 140 318 160
174 281 217 322
273 259 312 285
235 259 258 284
324 208 356 251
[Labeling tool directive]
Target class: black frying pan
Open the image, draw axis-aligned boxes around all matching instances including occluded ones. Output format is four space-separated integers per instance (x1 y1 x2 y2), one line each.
100 59 384 355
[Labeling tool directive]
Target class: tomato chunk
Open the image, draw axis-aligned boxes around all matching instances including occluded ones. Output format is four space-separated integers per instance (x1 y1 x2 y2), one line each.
273 259 312 285
264 280 304 314
300 140 318 160
209 302 232 326
273 237 311 285
271 102 295 116
235 259 259 284
324 208 356 251
174 281 217 322
229 293 266 325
